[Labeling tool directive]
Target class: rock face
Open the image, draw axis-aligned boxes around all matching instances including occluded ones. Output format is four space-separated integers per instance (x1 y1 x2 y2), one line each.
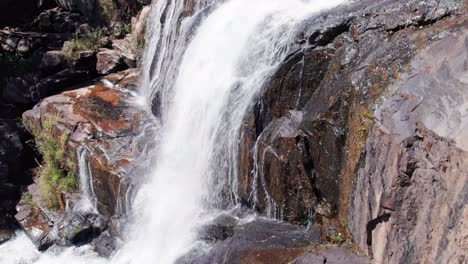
56 0 97 18
181 217 369 264
33 7 85 34
0 29 65 55
236 0 467 263
348 25 468 264
20 70 156 249
96 49 127 74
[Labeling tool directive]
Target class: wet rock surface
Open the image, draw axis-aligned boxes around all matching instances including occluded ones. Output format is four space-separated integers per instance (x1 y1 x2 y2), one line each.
181 217 369 264
22 70 156 217
18 70 157 250
236 0 467 263
96 48 128 75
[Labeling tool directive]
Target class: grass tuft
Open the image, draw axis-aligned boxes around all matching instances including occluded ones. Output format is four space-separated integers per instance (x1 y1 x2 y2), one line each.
63 31 104 61
25 116 78 209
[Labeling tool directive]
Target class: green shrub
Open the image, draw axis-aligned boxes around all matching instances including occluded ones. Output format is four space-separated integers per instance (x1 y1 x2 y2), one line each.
63 31 104 61
99 0 116 22
25 116 78 209
328 232 346 244
123 23 132 35
21 192 33 206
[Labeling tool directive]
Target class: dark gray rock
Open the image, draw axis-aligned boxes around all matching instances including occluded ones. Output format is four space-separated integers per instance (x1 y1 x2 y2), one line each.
3 68 95 107
181 218 366 264
96 49 127 75
33 7 84 34
56 0 98 17
40 50 67 73
198 214 238 242
294 247 369 264
0 29 66 54
0 230 14 244
57 213 93 245
72 50 97 70
93 231 118 257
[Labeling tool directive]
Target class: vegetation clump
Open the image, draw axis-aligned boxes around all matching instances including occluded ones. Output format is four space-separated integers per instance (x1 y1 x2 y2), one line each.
23 116 78 209
21 192 33 206
63 31 104 61
99 0 116 22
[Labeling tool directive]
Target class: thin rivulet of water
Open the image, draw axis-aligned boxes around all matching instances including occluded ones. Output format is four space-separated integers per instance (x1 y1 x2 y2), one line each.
0 0 346 263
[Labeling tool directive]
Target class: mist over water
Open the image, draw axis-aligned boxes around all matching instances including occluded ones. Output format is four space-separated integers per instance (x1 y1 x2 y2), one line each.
0 0 346 263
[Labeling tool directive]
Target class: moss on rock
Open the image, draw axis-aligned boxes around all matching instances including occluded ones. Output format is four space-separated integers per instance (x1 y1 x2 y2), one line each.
23 116 78 210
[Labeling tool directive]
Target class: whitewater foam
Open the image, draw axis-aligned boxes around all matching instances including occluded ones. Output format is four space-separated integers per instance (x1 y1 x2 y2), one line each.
0 0 346 263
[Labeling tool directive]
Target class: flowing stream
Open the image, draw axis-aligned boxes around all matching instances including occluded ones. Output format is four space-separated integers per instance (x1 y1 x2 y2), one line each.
0 0 346 263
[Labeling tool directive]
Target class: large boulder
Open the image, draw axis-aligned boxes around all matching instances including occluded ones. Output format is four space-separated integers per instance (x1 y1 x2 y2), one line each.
96 48 127 75
20 69 157 250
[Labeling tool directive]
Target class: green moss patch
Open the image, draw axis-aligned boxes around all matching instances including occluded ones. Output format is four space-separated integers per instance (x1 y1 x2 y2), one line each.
24 116 78 210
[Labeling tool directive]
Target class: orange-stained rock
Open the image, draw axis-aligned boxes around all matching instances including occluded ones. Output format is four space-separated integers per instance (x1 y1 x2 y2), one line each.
22 69 157 218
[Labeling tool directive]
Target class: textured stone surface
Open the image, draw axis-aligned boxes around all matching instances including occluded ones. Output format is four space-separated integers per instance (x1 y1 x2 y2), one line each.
0 29 65 55
236 0 467 263
56 0 97 17
20 70 156 250
96 49 127 75
32 7 85 34
23 69 155 217
181 217 368 264
348 24 468 264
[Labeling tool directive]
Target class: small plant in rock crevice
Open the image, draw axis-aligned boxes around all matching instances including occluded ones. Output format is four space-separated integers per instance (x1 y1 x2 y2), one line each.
63 31 104 61
99 0 116 22
21 192 33 206
23 116 78 210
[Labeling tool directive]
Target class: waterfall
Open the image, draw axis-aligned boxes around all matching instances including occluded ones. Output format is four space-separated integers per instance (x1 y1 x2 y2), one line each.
139 0 217 114
0 0 345 263
76 147 98 214
116 0 346 263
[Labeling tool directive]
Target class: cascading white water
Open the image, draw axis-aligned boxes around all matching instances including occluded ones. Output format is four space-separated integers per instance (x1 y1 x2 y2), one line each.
115 0 346 263
76 147 98 213
0 0 346 263
139 0 217 111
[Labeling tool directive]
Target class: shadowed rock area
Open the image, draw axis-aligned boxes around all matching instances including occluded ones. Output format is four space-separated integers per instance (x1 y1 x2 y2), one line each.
179 216 369 264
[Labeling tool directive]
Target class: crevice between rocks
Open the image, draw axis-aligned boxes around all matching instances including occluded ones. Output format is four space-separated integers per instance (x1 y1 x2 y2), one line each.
366 212 391 257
